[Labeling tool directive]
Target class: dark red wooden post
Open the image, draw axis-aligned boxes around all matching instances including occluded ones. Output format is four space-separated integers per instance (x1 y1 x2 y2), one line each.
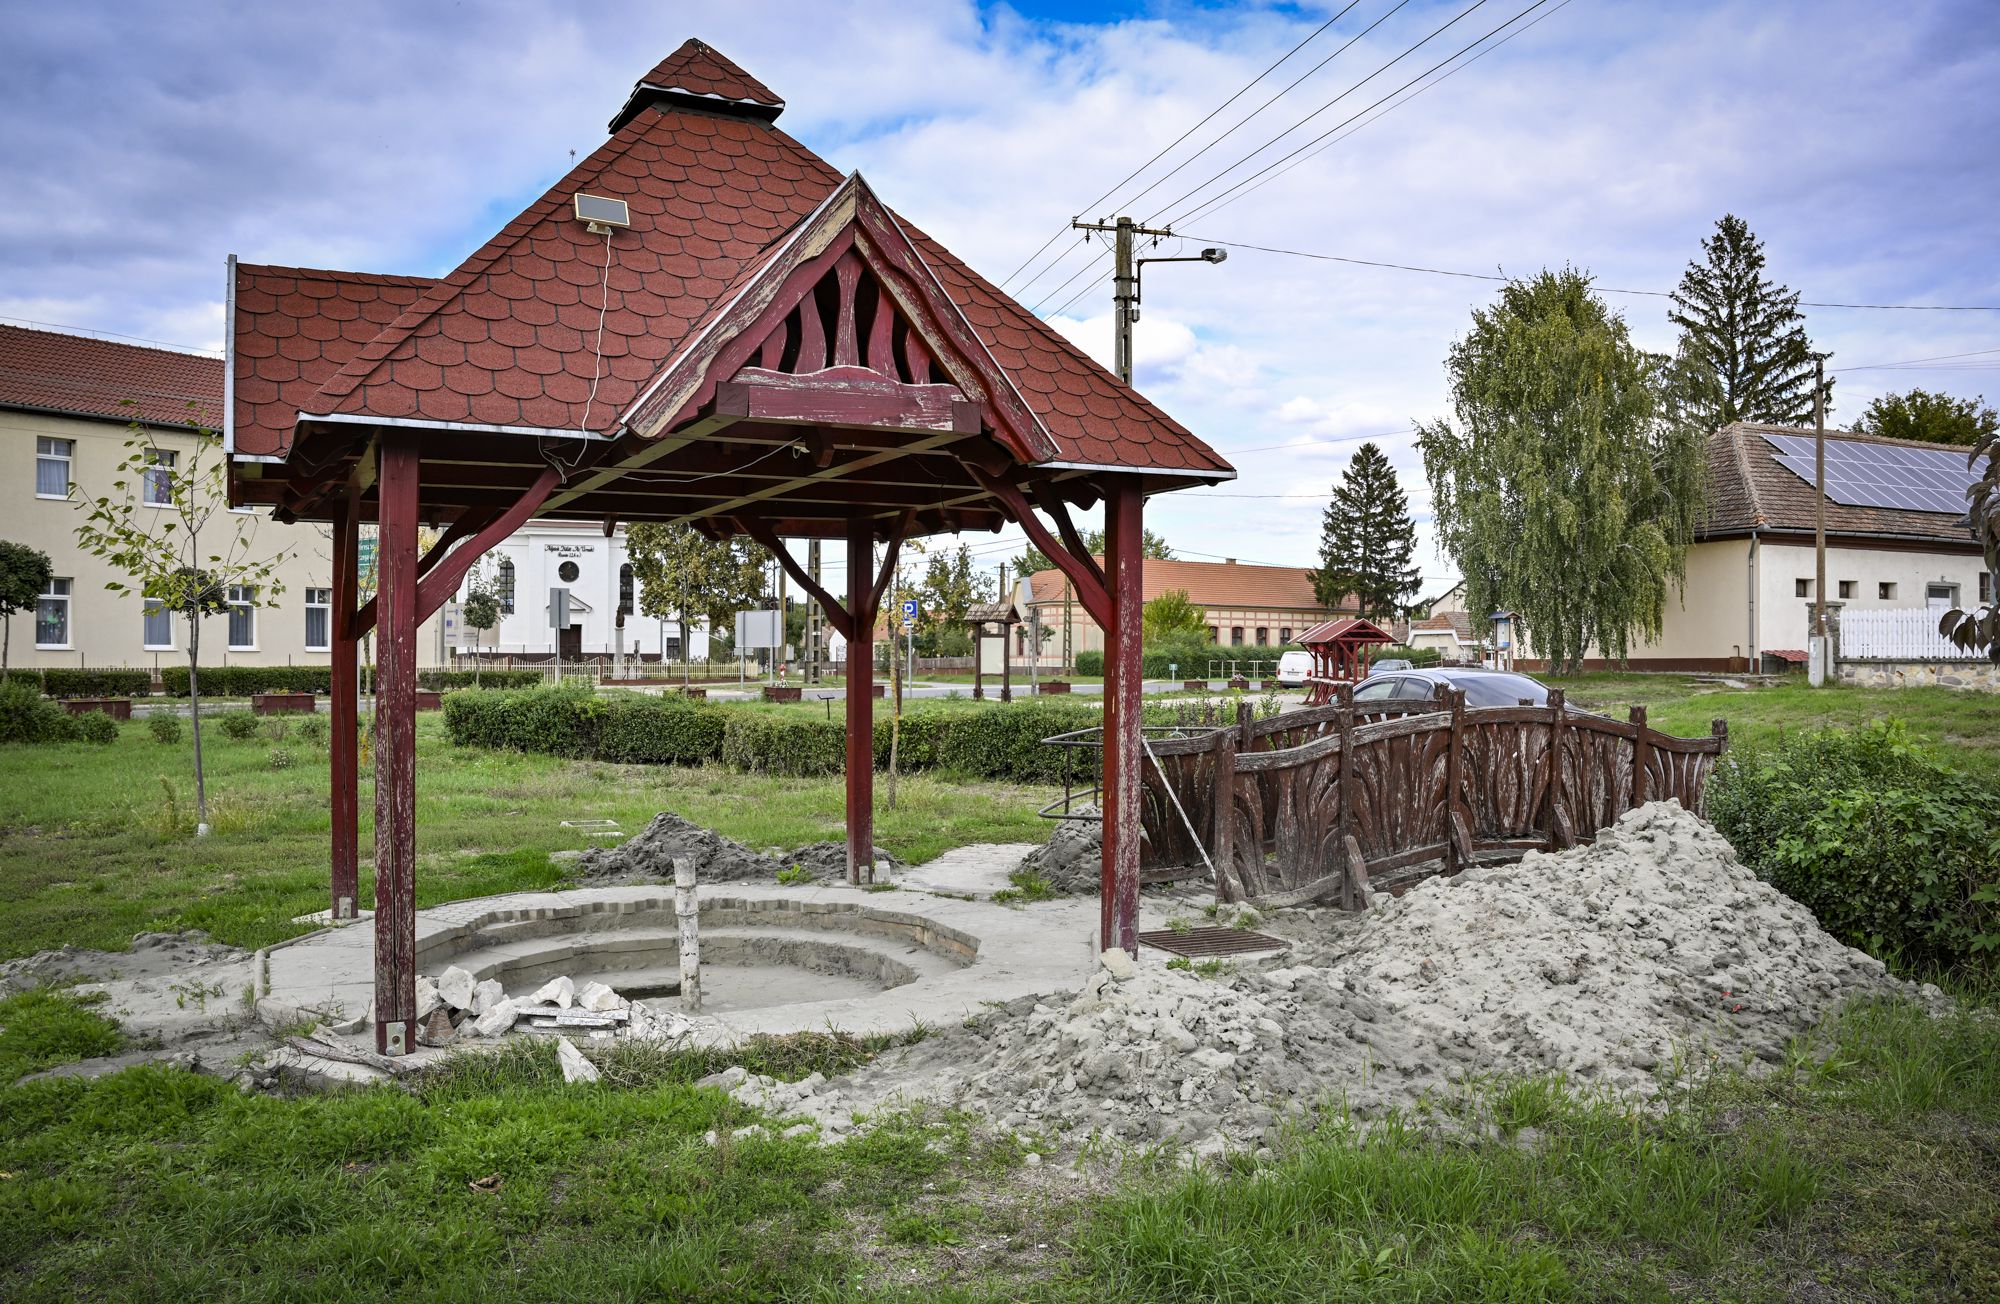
1101 475 1145 955
329 494 360 921
373 434 420 1056
845 518 876 885
1630 705 1650 809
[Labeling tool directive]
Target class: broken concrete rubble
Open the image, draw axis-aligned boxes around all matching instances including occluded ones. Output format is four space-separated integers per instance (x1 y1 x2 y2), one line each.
556 1038 600 1084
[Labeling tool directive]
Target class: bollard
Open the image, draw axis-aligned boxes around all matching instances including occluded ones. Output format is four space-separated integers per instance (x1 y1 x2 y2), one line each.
674 856 701 1013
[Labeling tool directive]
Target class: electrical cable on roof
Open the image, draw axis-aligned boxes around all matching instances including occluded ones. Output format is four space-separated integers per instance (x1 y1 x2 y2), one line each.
538 225 618 485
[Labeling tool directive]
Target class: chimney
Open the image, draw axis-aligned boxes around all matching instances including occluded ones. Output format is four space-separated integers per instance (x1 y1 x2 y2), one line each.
1224 558 1237 565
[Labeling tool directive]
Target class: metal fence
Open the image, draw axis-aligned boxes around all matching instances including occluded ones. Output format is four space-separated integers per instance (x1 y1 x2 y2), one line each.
1839 607 1973 661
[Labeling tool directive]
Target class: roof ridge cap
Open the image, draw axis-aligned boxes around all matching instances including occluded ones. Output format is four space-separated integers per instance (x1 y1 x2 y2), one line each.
237 262 435 286
1726 425 1765 525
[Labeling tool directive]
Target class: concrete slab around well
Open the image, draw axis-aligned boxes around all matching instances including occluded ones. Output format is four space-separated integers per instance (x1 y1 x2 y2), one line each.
256 861 1185 1067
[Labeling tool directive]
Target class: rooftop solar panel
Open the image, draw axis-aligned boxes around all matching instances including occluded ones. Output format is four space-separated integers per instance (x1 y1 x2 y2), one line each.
1761 433 1986 516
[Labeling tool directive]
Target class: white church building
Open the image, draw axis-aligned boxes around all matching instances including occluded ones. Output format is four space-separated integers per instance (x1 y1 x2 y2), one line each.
459 520 710 662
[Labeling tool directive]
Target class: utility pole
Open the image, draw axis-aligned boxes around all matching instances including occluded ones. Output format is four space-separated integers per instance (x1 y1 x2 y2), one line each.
807 538 821 684
1072 216 1227 385
1811 356 1828 686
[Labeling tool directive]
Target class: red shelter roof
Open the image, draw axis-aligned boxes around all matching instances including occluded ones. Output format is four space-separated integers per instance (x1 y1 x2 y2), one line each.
1297 616 1393 647
228 38 1232 498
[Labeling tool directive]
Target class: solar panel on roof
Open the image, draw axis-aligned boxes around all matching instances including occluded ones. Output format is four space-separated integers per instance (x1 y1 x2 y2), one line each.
1761 433 1986 516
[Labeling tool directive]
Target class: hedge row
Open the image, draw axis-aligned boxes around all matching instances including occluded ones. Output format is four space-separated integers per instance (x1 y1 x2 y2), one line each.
418 669 545 691
441 684 1107 783
0 668 154 699
0 681 116 745
156 666 546 696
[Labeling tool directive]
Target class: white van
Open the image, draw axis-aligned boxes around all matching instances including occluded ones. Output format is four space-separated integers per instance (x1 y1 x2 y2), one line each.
1275 650 1313 687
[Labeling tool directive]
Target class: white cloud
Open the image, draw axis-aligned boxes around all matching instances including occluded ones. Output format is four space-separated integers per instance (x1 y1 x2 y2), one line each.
4 0 1996 588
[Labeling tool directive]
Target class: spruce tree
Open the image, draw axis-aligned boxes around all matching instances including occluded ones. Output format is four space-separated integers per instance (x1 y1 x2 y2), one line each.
1313 442 1420 619
1669 214 1828 427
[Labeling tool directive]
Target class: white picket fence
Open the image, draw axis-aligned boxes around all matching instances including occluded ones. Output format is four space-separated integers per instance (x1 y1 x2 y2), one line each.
1840 607 1973 660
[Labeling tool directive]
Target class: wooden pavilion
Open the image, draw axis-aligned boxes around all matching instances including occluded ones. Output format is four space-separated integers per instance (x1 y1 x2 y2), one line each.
1296 616 1393 705
225 40 1234 1055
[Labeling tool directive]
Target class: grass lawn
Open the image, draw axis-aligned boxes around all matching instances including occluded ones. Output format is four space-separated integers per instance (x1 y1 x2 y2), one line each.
1549 671 2000 777
0 713 1055 962
0 990 1991 1300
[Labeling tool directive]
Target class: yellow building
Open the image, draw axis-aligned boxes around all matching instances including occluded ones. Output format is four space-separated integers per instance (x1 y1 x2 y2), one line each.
1 324 446 670
1018 556 1352 660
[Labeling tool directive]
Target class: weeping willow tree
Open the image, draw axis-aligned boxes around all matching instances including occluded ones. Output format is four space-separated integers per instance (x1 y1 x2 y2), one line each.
1418 269 1707 673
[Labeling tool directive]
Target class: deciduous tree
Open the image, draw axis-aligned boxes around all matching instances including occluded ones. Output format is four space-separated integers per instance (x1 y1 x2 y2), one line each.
1142 587 1207 641
1855 388 1997 448
72 413 296 833
1419 269 1707 673
624 523 769 676
1669 214 1829 426
1312 442 1419 618
1010 526 1172 578
1940 424 1999 660
0 540 53 672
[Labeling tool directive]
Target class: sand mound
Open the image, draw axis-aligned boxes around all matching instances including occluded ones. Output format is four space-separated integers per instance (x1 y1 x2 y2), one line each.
811 803 1937 1151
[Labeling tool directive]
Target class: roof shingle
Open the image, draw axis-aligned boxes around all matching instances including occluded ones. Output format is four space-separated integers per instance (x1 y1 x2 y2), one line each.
0 324 221 429
1703 421 1981 548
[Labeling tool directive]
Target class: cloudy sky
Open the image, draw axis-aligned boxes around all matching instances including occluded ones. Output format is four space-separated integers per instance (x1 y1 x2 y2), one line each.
5 0 1997 593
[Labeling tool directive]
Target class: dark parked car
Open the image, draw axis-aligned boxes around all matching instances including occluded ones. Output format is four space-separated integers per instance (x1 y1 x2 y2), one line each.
1350 667 1549 708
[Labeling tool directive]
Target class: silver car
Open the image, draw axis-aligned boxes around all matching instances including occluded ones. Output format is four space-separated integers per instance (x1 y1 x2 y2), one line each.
1350 667 1549 708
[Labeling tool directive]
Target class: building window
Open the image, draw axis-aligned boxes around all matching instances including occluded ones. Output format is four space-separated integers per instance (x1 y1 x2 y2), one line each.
1795 579 1811 598
496 559 516 613
619 563 635 617
1207 626 1218 643
1231 626 1244 646
1279 628 1292 645
1878 582 1896 600
305 587 331 651
1927 583 1958 609
1981 574 1992 604
36 578 71 647
143 598 174 650
1255 627 1269 645
227 585 257 649
35 438 73 498
1838 580 1855 599
143 448 178 506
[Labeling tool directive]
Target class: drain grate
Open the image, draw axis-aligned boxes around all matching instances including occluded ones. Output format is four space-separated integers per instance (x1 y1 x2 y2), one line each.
1138 926 1289 959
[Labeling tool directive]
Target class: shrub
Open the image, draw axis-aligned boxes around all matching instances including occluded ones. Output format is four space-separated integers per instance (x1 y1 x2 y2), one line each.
441 681 603 758
74 711 118 744
160 666 334 697
218 713 260 741
148 713 183 744
596 696 727 765
39 668 152 699
419 669 544 691
268 748 294 770
723 714 846 776
932 700 1101 783
1073 650 1104 677
295 715 330 748
1708 720 1999 977
0 680 79 744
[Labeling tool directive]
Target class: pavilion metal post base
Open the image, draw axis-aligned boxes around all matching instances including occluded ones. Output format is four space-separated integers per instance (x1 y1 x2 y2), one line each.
373 434 421 1056
1100 474 1145 956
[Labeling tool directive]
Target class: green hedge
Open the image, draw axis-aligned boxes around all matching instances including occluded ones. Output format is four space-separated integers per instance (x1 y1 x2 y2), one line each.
1708 721 1998 977
442 683 1108 784
161 666 334 697
1073 651 1104 676
0 668 155 698
419 669 544 691
1074 643 1305 679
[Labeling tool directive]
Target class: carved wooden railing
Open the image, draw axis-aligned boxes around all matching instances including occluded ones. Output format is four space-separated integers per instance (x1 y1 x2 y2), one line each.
1136 688 1727 909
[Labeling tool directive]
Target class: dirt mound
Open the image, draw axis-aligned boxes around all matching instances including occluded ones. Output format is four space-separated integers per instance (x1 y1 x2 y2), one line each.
572 812 895 885
818 802 1939 1153
1015 807 1099 894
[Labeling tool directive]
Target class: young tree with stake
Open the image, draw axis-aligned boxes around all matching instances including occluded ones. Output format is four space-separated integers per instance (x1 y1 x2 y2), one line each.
72 412 295 834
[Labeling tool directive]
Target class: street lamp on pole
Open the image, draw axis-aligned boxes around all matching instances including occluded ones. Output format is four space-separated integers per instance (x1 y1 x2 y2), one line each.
1072 216 1227 385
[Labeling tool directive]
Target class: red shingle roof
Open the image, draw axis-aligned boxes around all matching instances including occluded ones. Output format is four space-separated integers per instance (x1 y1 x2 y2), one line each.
230 38 1232 481
610 39 784 131
1026 558 1337 611
231 265 433 456
1297 617 1392 646
0 323 221 428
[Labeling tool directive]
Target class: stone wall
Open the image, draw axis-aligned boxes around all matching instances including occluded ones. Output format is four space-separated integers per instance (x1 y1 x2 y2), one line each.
1836 659 2000 691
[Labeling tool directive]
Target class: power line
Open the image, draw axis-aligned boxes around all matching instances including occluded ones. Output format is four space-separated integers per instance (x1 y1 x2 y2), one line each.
1153 0 1551 227
1117 0 1408 217
1000 4 1362 295
1175 235 2000 311
1212 425 1421 455
1188 0 1582 225
1831 346 2000 371
0 314 222 356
